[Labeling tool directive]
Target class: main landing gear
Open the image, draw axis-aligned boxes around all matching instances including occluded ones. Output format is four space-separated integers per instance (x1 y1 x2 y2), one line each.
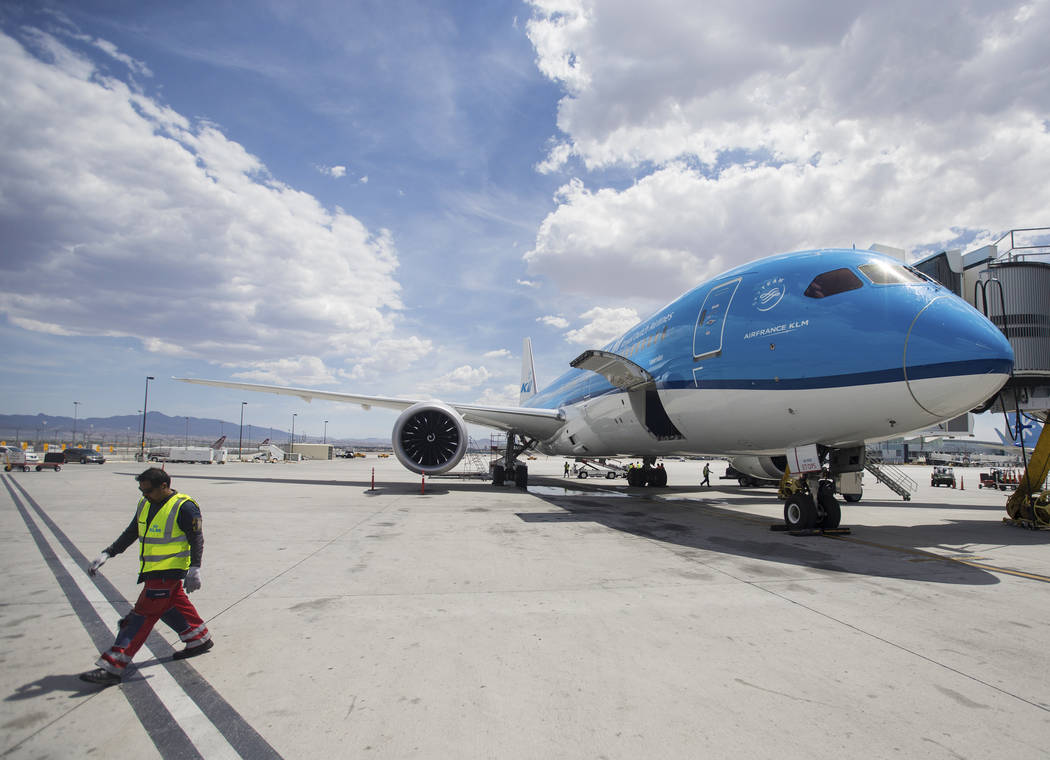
626 457 668 487
491 431 535 489
782 479 841 531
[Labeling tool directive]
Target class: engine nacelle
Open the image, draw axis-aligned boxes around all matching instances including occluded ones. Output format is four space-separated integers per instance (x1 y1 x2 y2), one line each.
730 455 787 481
392 402 468 475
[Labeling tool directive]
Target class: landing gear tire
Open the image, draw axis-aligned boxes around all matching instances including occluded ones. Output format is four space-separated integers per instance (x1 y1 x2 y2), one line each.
627 469 643 487
651 468 668 487
784 494 817 530
817 484 841 529
514 466 528 489
492 464 505 486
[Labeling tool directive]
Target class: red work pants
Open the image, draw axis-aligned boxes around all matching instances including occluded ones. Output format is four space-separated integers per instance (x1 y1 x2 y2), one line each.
97 578 210 676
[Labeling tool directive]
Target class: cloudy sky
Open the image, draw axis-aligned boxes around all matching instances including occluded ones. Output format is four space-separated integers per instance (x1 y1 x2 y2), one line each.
1 0 1047 442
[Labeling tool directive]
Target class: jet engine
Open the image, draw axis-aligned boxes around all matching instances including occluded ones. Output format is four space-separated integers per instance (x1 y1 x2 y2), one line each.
392 402 468 475
730 455 787 485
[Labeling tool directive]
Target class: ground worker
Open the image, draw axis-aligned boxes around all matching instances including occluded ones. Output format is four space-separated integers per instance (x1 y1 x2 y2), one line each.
79 467 213 685
701 462 711 487
564 461 570 477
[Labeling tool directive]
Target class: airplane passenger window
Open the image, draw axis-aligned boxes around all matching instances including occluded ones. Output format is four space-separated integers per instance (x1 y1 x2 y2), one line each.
803 268 864 298
858 262 925 285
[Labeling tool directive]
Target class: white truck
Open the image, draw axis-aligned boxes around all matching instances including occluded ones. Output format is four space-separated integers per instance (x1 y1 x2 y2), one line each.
150 446 226 464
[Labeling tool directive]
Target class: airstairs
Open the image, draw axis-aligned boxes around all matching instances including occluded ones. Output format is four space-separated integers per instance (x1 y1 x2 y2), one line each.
864 451 917 500
436 437 489 478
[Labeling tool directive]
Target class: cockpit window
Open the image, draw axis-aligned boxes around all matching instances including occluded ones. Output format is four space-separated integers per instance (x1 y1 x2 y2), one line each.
858 261 925 285
804 268 864 299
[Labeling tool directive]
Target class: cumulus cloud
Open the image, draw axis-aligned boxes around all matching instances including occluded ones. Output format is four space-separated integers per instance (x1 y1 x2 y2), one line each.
341 336 435 381
535 140 573 174
232 356 337 385
87 36 153 78
484 349 512 358
425 364 493 393
564 306 639 346
524 0 1050 295
319 164 348 178
472 382 522 407
538 315 569 329
0 29 403 381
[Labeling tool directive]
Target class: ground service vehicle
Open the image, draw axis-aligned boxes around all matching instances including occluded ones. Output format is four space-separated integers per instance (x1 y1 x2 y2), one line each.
36 452 64 471
930 466 956 488
3 449 30 472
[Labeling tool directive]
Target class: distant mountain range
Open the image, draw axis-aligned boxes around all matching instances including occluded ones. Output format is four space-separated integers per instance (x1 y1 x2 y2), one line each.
0 412 387 447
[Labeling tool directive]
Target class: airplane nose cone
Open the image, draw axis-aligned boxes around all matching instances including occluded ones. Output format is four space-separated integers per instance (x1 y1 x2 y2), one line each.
904 296 1014 417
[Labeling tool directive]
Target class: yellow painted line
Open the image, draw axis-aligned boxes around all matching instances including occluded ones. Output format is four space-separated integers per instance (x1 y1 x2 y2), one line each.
828 534 1050 583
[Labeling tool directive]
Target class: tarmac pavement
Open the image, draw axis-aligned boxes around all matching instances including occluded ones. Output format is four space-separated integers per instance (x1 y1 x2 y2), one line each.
2 457 1048 759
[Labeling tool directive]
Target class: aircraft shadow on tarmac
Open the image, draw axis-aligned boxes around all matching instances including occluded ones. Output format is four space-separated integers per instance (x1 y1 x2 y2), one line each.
519 478 1050 587
117 472 1048 584
114 470 469 496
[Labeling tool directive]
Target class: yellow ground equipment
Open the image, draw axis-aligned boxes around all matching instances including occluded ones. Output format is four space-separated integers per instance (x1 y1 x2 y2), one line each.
1004 417 1050 529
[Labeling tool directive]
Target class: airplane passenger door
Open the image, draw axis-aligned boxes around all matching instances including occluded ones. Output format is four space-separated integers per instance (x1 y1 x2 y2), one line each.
692 278 741 360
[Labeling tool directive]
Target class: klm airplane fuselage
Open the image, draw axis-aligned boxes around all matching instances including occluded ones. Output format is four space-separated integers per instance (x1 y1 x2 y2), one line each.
525 249 1013 458
178 248 1013 489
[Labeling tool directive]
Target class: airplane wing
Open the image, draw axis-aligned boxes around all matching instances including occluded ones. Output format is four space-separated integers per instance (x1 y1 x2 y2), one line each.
175 377 565 440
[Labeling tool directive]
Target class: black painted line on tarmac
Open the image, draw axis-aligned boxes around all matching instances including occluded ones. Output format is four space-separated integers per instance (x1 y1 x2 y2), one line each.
2 474 203 760
4 475 285 760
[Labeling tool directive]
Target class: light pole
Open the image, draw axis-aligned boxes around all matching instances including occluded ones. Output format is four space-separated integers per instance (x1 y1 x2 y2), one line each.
140 376 154 460
323 420 328 444
290 413 297 454
238 402 246 461
185 417 190 446
73 401 80 444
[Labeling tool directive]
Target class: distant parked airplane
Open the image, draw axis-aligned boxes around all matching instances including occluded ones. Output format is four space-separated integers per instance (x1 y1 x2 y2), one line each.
995 416 1044 448
180 247 1013 530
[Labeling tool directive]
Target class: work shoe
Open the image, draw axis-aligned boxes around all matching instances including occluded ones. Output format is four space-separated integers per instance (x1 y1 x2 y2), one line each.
79 668 122 686
172 639 214 660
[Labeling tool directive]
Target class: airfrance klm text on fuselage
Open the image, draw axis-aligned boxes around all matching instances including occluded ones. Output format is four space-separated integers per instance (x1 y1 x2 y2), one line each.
179 247 1013 529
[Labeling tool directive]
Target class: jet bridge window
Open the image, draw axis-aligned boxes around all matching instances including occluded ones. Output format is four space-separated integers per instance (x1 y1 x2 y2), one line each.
858 262 925 285
803 268 864 299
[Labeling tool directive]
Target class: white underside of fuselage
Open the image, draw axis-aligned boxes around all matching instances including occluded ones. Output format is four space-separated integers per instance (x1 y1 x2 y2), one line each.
536 372 1008 458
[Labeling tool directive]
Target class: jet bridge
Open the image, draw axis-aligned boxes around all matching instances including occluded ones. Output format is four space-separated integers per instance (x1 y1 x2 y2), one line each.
914 227 1050 526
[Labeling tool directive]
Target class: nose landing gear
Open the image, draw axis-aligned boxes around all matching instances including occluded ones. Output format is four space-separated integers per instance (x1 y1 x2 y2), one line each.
781 479 842 532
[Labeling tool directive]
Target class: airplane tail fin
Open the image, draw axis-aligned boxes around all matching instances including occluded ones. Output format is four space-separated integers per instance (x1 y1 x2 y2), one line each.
519 338 538 406
210 435 227 449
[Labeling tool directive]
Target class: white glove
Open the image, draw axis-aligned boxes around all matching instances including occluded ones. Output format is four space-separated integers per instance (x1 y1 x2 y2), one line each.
88 551 109 576
184 566 202 593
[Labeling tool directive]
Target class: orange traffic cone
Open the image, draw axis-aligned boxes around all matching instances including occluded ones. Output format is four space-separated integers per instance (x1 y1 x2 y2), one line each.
959 476 964 490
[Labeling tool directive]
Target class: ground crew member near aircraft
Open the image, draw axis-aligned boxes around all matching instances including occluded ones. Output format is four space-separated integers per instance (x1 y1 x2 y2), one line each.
79 468 213 685
701 462 711 487
564 461 570 477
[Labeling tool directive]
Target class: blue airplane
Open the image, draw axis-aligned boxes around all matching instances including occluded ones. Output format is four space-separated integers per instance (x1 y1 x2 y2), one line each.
179 247 1013 530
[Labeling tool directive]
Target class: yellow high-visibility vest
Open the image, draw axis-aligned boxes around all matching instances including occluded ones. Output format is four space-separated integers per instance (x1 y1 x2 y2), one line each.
137 492 192 574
